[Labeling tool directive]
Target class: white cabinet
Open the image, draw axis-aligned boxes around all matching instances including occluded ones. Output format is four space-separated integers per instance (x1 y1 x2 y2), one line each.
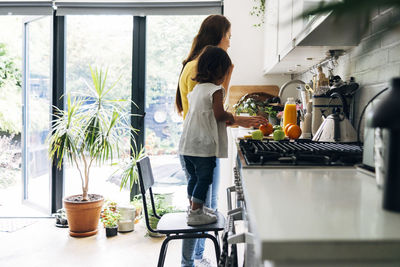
264 0 362 74
277 0 292 57
263 0 279 73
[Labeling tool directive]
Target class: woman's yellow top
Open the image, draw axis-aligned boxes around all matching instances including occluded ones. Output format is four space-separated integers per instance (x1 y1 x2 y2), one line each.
178 60 198 119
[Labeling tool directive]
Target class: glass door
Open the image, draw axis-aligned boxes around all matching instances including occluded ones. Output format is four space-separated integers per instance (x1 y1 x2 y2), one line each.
145 15 206 209
22 16 52 215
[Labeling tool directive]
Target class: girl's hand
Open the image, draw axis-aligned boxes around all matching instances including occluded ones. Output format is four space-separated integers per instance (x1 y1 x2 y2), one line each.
233 115 268 128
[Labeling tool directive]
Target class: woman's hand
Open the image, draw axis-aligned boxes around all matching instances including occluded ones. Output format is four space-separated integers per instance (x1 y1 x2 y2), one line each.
233 115 268 128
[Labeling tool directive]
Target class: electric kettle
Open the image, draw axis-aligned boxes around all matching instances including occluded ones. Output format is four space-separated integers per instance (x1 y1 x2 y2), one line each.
312 93 357 143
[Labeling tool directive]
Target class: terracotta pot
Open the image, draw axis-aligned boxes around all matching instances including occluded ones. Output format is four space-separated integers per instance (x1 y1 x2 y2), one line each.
64 194 104 237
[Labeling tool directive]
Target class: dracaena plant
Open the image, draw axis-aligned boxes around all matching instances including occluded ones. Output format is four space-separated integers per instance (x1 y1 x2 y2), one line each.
48 66 138 201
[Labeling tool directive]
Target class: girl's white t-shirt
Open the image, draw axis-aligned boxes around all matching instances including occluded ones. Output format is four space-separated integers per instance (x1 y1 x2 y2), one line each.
179 83 228 158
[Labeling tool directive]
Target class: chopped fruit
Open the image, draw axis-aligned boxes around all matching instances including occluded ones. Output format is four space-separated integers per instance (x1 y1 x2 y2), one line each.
251 130 264 140
287 124 302 139
259 123 273 136
273 130 285 141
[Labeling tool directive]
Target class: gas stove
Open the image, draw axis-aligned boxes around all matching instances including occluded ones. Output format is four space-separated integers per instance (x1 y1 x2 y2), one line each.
238 139 363 167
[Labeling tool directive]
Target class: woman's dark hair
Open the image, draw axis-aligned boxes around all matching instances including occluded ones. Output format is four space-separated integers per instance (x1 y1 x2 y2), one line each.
193 46 232 84
175 15 231 115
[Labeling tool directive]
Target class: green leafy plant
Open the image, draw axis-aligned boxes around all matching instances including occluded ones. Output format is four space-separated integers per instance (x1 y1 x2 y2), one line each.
101 201 121 228
47 66 138 201
250 0 266 27
233 96 278 118
143 194 181 237
117 145 145 191
55 208 68 226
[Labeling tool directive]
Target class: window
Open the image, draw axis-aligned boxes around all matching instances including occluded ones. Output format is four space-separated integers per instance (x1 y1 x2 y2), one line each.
145 15 206 208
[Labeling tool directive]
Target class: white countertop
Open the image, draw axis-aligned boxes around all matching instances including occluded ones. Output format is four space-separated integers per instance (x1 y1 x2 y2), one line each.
240 166 400 262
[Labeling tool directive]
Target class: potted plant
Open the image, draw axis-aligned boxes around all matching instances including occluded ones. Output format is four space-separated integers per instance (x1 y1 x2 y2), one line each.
130 195 143 224
55 208 68 228
146 194 179 238
233 94 281 125
101 201 121 237
48 66 136 237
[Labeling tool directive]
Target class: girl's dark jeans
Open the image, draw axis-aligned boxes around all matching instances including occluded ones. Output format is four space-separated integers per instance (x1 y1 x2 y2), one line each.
183 155 216 204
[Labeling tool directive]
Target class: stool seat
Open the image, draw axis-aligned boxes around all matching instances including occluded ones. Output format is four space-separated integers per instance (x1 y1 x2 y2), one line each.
137 156 224 267
157 211 225 234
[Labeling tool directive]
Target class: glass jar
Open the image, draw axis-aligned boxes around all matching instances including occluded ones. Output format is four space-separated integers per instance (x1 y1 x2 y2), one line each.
283 97 297 128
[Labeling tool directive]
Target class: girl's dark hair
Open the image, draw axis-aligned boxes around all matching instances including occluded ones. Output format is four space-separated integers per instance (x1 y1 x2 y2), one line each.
193 46 232 84
175 15 231 115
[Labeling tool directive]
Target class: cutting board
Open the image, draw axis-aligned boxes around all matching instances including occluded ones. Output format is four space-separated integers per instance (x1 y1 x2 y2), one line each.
226 85 279 113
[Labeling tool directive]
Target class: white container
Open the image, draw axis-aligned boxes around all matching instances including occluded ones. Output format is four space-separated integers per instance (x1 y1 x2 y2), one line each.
118 205 136 232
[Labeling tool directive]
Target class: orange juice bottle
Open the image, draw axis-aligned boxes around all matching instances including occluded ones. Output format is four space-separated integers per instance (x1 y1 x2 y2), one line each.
283 97 297 127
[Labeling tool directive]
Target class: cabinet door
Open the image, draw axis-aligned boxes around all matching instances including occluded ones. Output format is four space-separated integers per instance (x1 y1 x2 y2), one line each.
264 0 279 72
292 0 305 41
277 0 293 57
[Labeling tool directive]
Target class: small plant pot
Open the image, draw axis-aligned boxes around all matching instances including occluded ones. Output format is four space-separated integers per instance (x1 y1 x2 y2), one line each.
148 216 164 238
55 218 68 228
105 226 118 237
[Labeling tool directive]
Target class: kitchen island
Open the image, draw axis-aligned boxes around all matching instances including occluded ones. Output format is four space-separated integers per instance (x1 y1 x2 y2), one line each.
229 128 400 266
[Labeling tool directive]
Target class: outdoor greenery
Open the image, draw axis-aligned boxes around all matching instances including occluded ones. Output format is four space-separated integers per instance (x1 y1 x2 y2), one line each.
0 43 22 134
0 134 20 189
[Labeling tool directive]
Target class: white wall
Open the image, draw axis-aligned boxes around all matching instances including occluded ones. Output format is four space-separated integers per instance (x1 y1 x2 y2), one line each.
224 0 289 87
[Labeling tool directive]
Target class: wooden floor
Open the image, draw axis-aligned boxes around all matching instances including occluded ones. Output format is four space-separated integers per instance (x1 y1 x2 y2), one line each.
0 218 218 267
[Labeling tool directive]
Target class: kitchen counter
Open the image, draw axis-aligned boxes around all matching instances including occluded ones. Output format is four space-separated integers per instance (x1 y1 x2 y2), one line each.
241 167 400 264
229 128 400 265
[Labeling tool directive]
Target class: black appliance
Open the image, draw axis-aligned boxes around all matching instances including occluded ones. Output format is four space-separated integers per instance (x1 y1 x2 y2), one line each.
239 139 363 167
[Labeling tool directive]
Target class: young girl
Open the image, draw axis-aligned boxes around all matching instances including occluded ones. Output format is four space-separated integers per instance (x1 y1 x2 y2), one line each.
179 46 267 225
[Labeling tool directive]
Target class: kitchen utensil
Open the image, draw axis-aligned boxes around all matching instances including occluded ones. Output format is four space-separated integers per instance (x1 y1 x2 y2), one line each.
312 92 357 143
312 109 358 142
370 77 400 212
311 95 342 135
313 92 357 142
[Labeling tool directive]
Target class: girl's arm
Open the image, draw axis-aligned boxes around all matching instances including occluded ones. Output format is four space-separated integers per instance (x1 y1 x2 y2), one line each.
213 90 234 123
213 90 268 127
232 115 268 128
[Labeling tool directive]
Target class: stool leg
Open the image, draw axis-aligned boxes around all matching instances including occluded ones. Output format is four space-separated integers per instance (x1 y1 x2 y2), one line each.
214 231 220 247
208 235 221 263
157 237 171 267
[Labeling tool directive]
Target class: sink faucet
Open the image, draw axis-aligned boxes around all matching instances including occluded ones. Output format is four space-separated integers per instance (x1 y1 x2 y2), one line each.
278 79 306 100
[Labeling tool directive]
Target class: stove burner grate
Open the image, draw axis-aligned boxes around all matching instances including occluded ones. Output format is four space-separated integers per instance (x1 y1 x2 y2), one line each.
239 139 363 166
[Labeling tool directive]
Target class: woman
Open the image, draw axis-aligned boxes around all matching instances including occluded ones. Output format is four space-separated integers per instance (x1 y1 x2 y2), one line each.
176 15 231 267
176 14 261 267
